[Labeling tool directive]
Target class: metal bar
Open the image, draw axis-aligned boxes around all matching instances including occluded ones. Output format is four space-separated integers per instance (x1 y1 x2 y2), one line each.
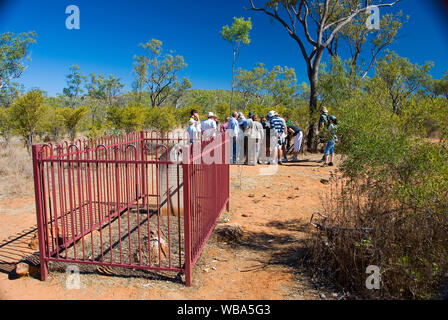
32 145 48 281
182 145 192 287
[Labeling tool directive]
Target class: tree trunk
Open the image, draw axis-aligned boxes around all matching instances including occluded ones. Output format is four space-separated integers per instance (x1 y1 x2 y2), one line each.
230 49 237 113
305 48 325 153
306 82 319 152
26 131 34 154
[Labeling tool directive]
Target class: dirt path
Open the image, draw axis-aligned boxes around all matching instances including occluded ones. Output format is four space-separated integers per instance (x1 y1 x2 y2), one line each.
0 154 336 300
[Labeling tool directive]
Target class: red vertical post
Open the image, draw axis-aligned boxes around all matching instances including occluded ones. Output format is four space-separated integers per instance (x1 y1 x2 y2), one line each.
224 133 230 212
140 131 146 207
182 146 192 287
32 145 48 281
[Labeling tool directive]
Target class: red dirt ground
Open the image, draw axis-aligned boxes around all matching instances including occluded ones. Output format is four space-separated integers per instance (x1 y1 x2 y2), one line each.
0 154 337 300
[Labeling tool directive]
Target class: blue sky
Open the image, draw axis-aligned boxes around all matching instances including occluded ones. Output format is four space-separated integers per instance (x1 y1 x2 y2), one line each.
1 0 448 96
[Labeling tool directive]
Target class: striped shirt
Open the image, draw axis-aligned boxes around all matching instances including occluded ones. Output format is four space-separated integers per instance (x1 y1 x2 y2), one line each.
269 116 285 136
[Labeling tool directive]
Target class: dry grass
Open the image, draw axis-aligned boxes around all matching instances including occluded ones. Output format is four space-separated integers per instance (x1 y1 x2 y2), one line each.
0 138 34 199
304 175 448 299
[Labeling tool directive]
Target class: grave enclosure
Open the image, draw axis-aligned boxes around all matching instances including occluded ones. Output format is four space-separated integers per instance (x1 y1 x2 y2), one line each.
31 130 230 286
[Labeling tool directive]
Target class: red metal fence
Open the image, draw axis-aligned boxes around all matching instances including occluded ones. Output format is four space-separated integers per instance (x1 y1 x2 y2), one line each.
31 130 230 286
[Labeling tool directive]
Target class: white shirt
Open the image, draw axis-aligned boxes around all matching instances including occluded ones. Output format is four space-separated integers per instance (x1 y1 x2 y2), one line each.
201 118 218 139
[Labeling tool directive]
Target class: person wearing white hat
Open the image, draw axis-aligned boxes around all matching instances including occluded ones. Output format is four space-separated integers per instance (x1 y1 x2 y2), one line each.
201 112 218 140
187 118 200 144
268 111 286 165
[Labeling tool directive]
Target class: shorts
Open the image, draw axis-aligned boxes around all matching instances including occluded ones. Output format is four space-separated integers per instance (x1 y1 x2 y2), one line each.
276 137 285 149
324 140 336 156
293 131 303 153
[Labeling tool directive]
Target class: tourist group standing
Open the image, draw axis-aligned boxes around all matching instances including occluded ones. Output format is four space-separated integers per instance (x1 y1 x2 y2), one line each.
186 109 311 166
186 107 337 167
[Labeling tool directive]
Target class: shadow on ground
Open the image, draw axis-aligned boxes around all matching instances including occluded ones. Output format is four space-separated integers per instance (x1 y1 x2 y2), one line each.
225 219 313 272
0 226 39 280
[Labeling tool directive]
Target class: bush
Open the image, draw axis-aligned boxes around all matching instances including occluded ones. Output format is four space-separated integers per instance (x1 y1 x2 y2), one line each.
145 106 177 132
60 106 88 141
9 90 46 152
0 107 13 144
305 92 448 299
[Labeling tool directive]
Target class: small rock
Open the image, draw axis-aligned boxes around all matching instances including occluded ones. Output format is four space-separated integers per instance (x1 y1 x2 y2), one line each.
294 187 299 191
248 194 255 198
203 268 210 273
320 179 330 185
319 293 327 300
15 263 29 277
242 214 249 218
212 267 216 270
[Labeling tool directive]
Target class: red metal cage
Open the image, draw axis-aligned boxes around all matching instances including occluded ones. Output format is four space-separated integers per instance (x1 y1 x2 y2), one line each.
31 130 230 286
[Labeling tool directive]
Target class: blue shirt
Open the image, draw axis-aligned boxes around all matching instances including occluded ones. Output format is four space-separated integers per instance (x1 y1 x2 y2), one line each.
227 117 239 137
241 118 252 131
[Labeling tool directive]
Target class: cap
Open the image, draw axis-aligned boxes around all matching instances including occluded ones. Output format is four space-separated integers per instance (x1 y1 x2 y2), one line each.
268 111 276 118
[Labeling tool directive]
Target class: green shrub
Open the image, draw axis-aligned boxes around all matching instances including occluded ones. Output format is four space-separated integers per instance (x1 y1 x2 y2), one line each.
306 91 448 299
145 106 177 132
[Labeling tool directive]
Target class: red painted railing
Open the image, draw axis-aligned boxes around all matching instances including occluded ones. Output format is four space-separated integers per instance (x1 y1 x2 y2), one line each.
32 130 230 286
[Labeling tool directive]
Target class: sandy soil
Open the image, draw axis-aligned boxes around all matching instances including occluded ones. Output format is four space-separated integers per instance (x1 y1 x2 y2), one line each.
0 154 337 300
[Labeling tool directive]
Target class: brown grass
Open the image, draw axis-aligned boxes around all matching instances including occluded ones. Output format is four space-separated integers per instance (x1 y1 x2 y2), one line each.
303 175 448 299
0 138 34 199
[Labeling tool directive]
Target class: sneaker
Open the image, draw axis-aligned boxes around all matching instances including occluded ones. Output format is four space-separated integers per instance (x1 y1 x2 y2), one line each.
278 160 283 165
292 157 299 162
329 162 334 167
283 158 288 163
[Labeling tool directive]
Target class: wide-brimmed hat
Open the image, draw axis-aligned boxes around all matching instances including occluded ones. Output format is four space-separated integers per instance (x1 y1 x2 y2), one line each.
208 112 216 118
321 107 328 113
267 110 276 118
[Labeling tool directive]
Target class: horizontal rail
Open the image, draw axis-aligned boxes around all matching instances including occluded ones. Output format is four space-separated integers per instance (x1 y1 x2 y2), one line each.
46 257 183 273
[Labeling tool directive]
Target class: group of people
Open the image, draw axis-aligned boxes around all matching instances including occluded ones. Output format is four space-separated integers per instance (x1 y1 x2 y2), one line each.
187 109 304 166
187 107 338 167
